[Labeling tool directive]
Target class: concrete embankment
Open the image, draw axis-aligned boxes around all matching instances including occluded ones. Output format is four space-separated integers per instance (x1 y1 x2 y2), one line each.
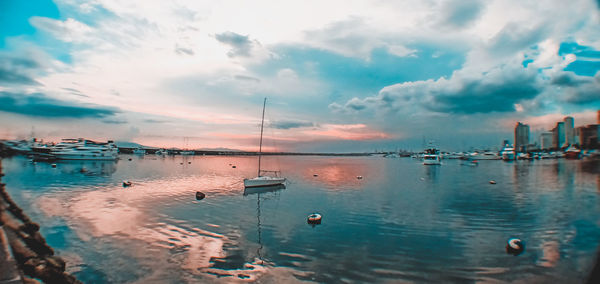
0 160 80 284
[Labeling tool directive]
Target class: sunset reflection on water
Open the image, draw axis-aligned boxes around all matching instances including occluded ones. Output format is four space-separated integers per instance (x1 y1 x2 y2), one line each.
2 155 600 283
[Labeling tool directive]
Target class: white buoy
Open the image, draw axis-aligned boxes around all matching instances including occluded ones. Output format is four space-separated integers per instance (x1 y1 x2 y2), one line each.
506 238 525 255
307 213 322 225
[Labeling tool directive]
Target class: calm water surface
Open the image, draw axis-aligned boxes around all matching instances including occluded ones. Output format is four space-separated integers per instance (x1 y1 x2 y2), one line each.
2 155 600 283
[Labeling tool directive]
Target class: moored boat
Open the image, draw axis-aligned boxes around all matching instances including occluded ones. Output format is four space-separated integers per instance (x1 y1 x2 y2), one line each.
500 145 516 161
244 98 287 188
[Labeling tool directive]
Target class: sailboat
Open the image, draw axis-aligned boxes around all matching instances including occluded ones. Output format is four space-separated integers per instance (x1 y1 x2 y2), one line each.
244 98 287 188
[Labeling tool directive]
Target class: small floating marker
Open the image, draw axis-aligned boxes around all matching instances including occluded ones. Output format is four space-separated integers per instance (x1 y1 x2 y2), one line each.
307 213 322 225
506 238 525 256
122 181 132 187
489 180 497 184
357 176 363 179
51 164 57 168
195 191 206 200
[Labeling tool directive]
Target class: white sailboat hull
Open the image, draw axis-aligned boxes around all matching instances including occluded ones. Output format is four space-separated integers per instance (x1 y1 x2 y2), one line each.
244 177 286 188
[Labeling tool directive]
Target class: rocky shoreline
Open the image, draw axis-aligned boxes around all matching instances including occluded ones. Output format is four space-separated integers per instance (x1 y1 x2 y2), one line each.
0 160 80 284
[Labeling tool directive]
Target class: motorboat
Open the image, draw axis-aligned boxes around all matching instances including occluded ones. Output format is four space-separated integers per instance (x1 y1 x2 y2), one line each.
500 145 516 161
564 145 581 159
423 142 441 165
244 98 287 188
470 151 501 160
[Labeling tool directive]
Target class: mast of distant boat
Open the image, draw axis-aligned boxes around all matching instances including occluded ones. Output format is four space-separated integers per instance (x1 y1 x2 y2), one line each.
257 98 266 177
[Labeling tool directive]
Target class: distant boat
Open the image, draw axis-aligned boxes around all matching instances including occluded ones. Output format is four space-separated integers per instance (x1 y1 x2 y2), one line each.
244 98 286 188
471 151 501 160
423 142 441 165
51 139 118 160
564 145 581 159
500 145 516 161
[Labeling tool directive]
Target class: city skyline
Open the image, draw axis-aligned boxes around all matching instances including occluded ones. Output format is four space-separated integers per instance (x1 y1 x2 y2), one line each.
1 0 600 152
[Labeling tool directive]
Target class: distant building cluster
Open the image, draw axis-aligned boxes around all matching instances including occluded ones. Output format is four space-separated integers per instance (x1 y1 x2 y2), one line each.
513 110 600 152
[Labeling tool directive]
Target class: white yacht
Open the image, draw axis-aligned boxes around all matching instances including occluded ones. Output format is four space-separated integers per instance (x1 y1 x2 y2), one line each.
500 145 516 161
51 139 118 160
470 151 501 160
423 143 441 165
244 98 286 188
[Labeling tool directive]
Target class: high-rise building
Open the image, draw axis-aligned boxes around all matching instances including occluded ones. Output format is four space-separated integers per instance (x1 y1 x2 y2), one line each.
578 125 599 149
515 122 530 152
540 132 553 150
552 122 565 149
564 116 574 146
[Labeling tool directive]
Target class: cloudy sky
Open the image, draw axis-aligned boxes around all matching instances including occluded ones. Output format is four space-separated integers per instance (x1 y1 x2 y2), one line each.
1 0 599 152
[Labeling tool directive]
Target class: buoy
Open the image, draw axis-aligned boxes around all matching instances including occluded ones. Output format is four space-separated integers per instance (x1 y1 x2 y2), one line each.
51 164 57 168
195 191 206 200
123 181 132 187
232 165 236 168
357 176 363 179
506 238 525 256
307 213 322 225
489 180 497 184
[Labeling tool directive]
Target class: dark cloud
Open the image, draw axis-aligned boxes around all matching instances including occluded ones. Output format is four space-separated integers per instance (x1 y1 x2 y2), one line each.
428 76 540 113
558 74 600 104
175 45 194 56
234 74 260 82
550 72 589 86
0 56 42 85
143 119 170 123
489 23 548 55
62 87 90 98
215 31 254 57
269 120 314 129
333 65 542 114
0 91 119 118
102 118 128 124
439 0 485 29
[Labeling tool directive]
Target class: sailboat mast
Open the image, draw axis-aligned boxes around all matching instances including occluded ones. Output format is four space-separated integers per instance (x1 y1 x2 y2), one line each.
257 98 267 177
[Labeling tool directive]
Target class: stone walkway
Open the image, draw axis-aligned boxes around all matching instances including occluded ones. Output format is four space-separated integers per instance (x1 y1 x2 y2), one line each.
0 226 22 284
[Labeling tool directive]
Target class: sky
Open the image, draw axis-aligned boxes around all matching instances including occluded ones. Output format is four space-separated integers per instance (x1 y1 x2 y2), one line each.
0 0 599 152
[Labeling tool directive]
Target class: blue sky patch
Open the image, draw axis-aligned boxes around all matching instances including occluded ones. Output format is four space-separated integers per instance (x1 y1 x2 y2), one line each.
0 0 60 47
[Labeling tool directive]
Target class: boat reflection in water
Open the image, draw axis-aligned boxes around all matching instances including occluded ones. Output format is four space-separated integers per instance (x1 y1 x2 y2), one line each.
243 184 286 264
